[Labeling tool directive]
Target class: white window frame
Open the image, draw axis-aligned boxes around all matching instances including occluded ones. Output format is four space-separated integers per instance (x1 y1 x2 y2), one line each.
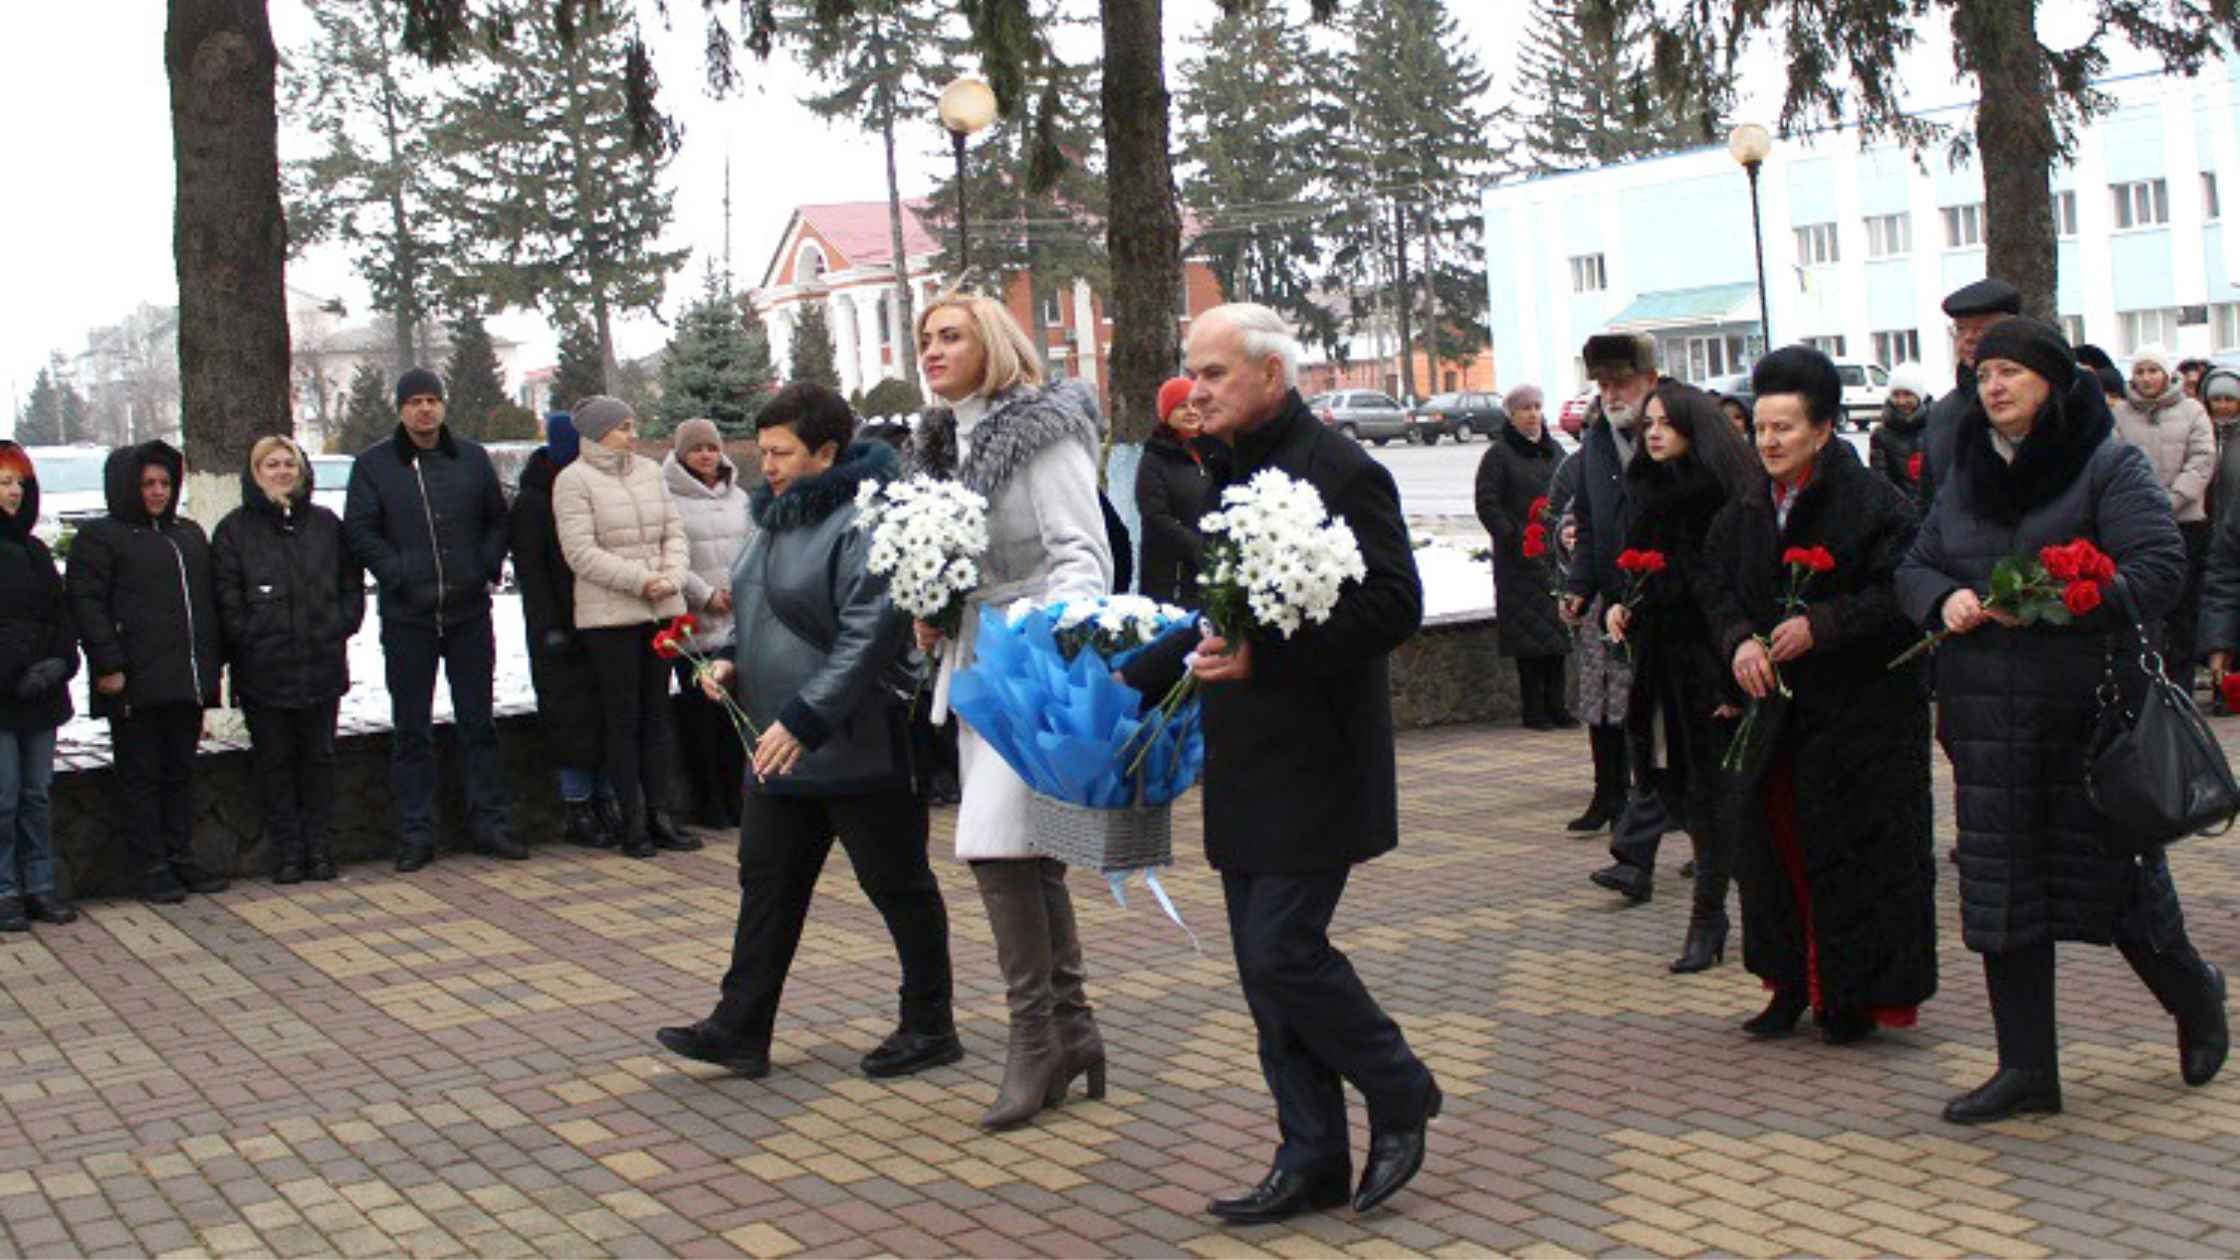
1569 253 1607 293
2207 172 2223 223
2060 315 2087 347
2213 303 2240 352
1864 212 1911 259
1941 203 1984 249
1794 222 1840 267
2112 178 2171 230
2054 190 2079 238
2118 307 2183 355
1871 329 1921 369
1804 334 1847 358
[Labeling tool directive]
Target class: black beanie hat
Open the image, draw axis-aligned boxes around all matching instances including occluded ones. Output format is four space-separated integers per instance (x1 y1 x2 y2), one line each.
395 367 445 408
1972 317 2074 393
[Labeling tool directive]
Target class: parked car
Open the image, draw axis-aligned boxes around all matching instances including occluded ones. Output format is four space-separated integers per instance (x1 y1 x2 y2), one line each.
23 445 110 544
309 454 353 517
1833 358 1891 428
1557 392 1595 438
1310 390 1413 445
1696 371 1757 415
1409 392 1507 444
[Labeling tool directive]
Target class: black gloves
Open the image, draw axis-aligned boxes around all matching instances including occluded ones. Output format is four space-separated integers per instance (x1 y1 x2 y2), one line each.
15 658 67 698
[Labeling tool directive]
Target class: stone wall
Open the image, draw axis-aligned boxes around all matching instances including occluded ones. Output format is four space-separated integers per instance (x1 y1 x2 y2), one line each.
51 612 1522 898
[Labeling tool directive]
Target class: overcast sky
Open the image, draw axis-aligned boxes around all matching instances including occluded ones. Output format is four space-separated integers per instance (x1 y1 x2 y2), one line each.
5 0 2116 413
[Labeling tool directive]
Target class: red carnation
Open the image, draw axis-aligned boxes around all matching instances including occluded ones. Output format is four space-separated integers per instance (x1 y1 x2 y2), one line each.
672 613 702 639
2062 579 2102 617
1907 451 1923 482
1809 546 1836 572
1522 523 1548 559
1781 546 1815 569
651 629 682 660
1634 549 1667 574
1529 496 1550 522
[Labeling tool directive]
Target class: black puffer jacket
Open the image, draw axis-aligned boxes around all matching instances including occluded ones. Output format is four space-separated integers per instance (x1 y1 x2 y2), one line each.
1700 438 1938 1012
212 461 365 710
0 447 79 734
1619 451 1734 715
1474 420 1566 658
66 442 221 719
343 425 509 629
1136 427 1220 606
1868 401 1930 504
1897 376 2187 955
508 448 602 741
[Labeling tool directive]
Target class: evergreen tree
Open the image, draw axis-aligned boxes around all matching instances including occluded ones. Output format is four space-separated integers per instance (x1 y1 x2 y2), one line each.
17 369 65 447
431 2 688 390
60 384 90 447
553 322 608 413
613 356 664 425
660 272 777 439
284 0 453 374
1491 0 1729 176
857 376 924 419
441 312 509 441
336 360 397 454
1177 5 1338 353
789 304 843 390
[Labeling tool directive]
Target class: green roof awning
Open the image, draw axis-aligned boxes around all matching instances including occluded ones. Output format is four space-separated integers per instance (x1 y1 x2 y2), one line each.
1606 282 1761 332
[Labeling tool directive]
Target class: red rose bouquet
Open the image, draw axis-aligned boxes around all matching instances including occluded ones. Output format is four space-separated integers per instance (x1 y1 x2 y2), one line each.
1888 537 2117 668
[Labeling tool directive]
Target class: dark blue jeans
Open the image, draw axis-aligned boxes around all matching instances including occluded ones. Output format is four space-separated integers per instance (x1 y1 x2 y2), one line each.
382 615 508 850
0 726 58 900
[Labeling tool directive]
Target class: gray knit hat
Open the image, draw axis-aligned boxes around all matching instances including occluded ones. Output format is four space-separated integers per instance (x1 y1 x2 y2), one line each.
572 395 635 443
673 417 723 453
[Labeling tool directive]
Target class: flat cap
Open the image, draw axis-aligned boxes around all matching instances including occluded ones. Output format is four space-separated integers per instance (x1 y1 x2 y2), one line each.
1942 278 2023 319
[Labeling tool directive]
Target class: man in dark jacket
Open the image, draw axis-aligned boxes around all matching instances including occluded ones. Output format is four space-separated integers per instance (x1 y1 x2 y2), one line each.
1123 304 1439 1225
343 367 519 870
67 441 227 904
1919 278 2024 505
659 384 958 1083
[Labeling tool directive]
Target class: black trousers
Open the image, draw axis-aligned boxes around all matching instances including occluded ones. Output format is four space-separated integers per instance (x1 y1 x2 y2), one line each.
1222 868 1435 1175
1516 655 1568 726
109 703 204 883
909 709 959 797
672 661 744 826
245 702 339 870
581 624 675 823
2170 520 2211 697
382 615 508 849
1984 906 2214 1075
710 786 953 1048
1610 697 1682 872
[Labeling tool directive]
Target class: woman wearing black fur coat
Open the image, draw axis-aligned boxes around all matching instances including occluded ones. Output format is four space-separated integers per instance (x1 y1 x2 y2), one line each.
1603 379 1752 973
1704 347 1937 1047
1897 318 2227 1125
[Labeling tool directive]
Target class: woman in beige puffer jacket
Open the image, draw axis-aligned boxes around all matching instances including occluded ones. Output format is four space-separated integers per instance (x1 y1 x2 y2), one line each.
662 417 755 827
554 396 697 858
2113 345 2216 695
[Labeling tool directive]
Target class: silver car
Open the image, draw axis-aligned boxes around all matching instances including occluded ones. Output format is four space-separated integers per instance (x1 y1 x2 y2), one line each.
1310 389 1413 445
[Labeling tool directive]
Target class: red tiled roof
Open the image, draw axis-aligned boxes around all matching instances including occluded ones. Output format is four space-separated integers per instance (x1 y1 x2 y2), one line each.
798 201 941 270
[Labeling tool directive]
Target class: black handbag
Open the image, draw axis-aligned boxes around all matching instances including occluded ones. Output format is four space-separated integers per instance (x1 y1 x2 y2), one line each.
2085 577 2240 854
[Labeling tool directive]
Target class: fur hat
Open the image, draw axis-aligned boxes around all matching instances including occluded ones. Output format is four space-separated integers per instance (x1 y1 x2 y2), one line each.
1582 333 1656 382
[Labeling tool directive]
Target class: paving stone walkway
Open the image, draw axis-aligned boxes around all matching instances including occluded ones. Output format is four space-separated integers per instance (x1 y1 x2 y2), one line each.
3 720 2239 1258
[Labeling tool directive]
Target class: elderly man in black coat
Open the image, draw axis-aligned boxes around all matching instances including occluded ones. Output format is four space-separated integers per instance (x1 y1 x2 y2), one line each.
1123 303 1439 1226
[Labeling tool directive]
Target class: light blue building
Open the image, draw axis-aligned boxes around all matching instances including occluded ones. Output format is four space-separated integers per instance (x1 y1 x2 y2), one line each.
1482 63 2240 397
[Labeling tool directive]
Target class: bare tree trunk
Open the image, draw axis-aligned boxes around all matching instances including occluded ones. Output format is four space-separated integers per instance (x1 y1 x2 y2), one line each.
376 29 420 378
1955 0 2058 321
168 0 291 524
876 79 920 391
1100 0 1182 445
1392 202 1417 400
1418 197 1441 391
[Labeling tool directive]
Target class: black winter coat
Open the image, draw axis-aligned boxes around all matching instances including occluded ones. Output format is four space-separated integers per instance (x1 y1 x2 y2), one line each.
1567 380 1729 606
1700 438 1938 1011
67 443 221 720
1868 402 1930 504
1474 421 1567 658
343 425 509 629
1136 428 1219 606
1897 377 2188 955
0 456 78 734
1123 391 1422 874
212 467 364 710
508 449 603 745
1618 452 1738 828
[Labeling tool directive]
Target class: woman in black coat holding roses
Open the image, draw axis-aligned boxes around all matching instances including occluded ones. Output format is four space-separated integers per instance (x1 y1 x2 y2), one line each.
1702 346 1937 1048
1603 379 1753 973
1474 385 1572 729
1897 318 2225 1125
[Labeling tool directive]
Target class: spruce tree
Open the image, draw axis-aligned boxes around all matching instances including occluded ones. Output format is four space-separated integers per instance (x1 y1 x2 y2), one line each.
1492 0 1729 176
789 304 843 391
553 323 608 413
60 385 90 447
661 272 777 438
441 312 509 441
336 361 397 454
17 369 65 447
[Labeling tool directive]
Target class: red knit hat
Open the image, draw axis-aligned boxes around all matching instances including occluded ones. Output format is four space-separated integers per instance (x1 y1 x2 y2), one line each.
1156 377 1195 422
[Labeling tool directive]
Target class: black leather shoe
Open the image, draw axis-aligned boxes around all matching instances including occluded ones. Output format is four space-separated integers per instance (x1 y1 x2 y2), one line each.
274 863 304 885
1207 1165 1351 1225
1744 988 1806 1039
1589 862 1652 903
395 846 434 874
1819 1008 1875 1046
593 797 627 847
307 854 338 881
1354 1083 1441 1214
172 861 228 895
2183 965 2229 1088
0 897 26 933
1943 1069 2061 1125
563 801 608 848
860 1027 965 1079
141 873 187 905
648 811 702 852
477 833 529 861
24 894 76 925
656 1022 770 1078
622 837 657 860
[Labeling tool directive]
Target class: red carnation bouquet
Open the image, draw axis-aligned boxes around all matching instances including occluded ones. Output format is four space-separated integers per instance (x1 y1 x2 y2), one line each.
1888 537 2116 669
653 614 761 744
1907 452 1924 483
1521 496 1552 559
1722 547 1836 774
1606 548 1667 661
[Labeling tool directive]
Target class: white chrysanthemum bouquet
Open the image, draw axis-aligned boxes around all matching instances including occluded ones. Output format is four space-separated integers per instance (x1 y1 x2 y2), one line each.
855 475 990 638
1016 593 1193 664
1128 468 1366 773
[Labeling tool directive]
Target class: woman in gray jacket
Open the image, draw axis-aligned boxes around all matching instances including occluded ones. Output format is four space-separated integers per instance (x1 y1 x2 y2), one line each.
657 384 956 1083
664 418 754 827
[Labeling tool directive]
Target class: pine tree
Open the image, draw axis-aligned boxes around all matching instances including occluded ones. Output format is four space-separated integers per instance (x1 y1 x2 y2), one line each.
1177 5 1337 353
336 360 397 454
431 2 688 390
789 304 843 390
60 384 90 447
1492 0 1729 176
17 369 65 447
553 322 608 413
441 312 509 441
857 377 924 419
660 272 776 439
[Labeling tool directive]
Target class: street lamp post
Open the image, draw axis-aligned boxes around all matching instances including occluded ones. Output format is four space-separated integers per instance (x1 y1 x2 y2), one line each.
937 77 998 286
1728 123 1775 357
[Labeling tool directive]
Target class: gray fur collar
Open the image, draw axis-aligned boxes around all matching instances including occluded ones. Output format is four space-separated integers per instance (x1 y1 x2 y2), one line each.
907 379 1103 498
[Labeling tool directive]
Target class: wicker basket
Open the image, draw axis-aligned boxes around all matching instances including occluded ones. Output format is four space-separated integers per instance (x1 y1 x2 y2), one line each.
1027 792 1173 872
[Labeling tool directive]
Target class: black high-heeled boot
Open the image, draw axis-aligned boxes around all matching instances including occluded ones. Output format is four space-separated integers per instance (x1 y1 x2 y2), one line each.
1744 988 1806 1038
1670 900 1728 973
1567 724 1626 832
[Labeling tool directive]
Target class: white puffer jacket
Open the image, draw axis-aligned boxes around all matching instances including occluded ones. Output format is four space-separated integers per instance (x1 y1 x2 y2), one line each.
662 450 755 648
553 441 688 629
